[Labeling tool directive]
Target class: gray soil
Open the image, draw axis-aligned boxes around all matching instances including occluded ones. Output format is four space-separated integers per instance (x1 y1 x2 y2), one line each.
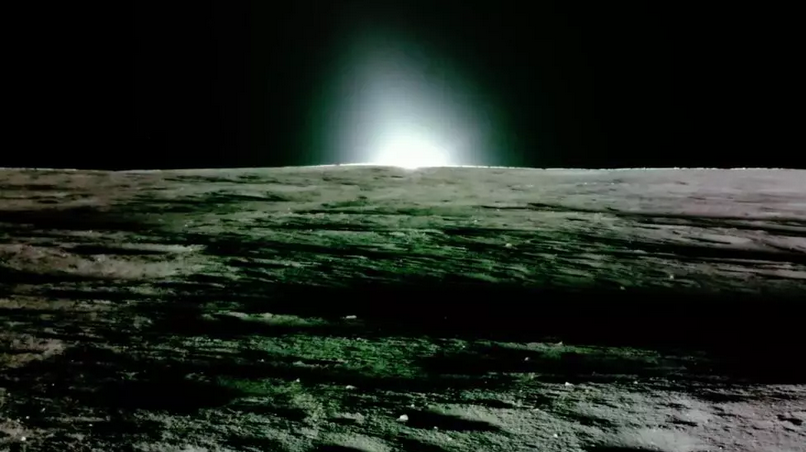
0 165 804 452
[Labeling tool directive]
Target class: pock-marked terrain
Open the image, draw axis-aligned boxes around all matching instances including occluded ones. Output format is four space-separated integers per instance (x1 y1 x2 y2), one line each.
1 166 805 452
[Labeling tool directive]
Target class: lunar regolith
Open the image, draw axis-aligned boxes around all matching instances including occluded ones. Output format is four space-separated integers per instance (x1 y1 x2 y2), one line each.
1 166 805 452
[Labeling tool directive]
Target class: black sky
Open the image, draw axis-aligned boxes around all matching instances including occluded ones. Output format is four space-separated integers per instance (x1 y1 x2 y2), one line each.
131 1 675 170
5 2 799 170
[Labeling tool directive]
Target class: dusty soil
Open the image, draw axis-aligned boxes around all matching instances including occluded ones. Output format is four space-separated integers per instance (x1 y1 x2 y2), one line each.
0 166 804 452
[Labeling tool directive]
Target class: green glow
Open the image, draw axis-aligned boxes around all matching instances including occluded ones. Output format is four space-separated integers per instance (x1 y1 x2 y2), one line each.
303 22 508 168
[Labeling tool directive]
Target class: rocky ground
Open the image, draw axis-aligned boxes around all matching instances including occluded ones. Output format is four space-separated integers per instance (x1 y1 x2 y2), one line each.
1 166 804 452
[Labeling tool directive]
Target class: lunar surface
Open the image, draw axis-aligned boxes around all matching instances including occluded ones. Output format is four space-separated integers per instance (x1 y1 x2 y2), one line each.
1 166 804 452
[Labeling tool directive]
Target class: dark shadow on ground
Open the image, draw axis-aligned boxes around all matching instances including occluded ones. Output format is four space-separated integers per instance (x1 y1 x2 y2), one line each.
0 345 242 416
0 266 116 285
419 341 683 384
282 283 802 384
0 338 513 420
128 275 804 382
0 207 154 232
401 409 502 432
18 275 804 385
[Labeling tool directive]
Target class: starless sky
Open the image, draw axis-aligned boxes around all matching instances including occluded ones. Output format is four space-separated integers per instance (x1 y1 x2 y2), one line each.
12 2 794 170
131 1 675 170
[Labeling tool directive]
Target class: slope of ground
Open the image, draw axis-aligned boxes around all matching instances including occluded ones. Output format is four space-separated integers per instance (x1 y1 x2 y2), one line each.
0 166 804 452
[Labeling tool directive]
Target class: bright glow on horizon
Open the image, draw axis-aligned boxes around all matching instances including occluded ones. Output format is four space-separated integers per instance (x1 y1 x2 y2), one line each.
313 24 498 167
370 130 453 169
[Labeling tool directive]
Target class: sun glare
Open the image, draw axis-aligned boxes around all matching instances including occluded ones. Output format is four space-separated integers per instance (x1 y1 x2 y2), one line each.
371 134 452 169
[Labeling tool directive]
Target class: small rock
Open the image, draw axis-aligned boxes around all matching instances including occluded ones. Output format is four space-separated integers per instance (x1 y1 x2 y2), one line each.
397 414 409 422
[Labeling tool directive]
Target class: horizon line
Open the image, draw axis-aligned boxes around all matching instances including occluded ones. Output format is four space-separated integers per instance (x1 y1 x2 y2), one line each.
0 165 797 172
